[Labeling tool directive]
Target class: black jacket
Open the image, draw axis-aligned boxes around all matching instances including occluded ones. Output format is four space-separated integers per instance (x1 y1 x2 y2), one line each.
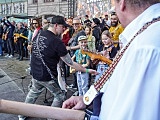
3 20 15 39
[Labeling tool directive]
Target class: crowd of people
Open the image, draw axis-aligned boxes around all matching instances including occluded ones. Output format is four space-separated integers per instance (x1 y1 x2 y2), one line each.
1 0 160 119
10 11 122 120
62 1 160 120
0 17 49 60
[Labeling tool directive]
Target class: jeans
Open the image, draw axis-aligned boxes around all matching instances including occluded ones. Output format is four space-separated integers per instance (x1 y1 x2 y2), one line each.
19 77 66 119
17 39 24 58
95 64 109 82
25 78 66 106
7 37 14 56
77 72 89 96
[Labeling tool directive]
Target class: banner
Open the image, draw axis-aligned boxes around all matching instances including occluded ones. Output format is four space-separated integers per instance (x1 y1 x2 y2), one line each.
77 0 112 18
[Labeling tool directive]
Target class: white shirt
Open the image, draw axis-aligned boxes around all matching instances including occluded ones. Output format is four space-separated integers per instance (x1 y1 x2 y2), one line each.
99 3 160 120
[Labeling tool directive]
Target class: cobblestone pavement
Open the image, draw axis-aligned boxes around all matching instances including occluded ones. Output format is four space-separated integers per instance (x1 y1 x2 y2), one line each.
0 54 76 120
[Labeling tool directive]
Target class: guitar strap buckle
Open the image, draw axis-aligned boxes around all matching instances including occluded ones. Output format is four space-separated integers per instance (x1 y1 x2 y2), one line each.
83 85 98 105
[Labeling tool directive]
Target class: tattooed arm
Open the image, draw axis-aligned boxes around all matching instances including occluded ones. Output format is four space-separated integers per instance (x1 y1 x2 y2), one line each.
61 53 98 75
61 53 86 72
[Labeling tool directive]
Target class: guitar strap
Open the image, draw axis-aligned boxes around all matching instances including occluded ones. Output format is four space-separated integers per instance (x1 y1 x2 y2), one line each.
94 16 160 92
35 33 66 91
36 33 55 79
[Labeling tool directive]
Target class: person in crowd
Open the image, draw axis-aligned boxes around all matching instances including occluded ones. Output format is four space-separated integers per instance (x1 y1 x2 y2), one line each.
71 35 90 96
67 17 86 89
2 17 15 58
14 22 27 61
95 30 118 82
27 18 42 70
61 18 74 78
2 24 8 53
27 25 34 46
85 30 117 117
18 15 98 120
85 25 96 52
101 13 111 31
27 18 42 53
67 17 85 56
42 19 49 30
23 23 29 58
62 18 74 46
0 21 3 56
91 18 101 49
62 1 160 120
109 12 124 50
84 15 92 26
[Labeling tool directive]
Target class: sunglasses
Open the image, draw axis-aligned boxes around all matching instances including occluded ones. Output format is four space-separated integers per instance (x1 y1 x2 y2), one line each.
32 23 38 24
73 23 80 26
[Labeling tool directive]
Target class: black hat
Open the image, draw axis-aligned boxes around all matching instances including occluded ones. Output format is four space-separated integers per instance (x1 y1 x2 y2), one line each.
92 18 100 25
51 15 69 27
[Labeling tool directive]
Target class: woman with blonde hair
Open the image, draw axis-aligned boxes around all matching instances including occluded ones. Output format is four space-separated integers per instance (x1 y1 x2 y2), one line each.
95 30 118 82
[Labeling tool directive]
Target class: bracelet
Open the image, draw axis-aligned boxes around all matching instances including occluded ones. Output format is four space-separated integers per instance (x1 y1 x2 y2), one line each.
86 69 89 73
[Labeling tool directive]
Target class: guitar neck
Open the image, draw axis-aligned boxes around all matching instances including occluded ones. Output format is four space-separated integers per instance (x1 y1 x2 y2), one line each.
81 50 112 65
0 99 85 120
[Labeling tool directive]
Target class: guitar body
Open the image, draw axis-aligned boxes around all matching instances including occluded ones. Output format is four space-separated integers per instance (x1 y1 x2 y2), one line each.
14 36 18 43
2 33 8 40
14 33 28 40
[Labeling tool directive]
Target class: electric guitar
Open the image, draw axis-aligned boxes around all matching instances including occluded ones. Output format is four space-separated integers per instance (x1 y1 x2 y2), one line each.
14 33 28 43
81 49 112 65
2 32 8 40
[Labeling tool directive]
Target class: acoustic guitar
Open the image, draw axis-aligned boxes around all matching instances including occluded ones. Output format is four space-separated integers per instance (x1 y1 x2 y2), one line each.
81 49 112 65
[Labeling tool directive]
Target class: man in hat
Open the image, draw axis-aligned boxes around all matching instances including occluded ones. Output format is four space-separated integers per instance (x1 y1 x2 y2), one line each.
18 15 97 120
71 35 90 96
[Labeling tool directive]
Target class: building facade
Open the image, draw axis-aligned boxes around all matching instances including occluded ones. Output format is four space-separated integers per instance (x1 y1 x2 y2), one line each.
0 0 27 15
0 0 28 22
0 0 113 22
0 0 76 22
27 0 71 19
77 0 114 18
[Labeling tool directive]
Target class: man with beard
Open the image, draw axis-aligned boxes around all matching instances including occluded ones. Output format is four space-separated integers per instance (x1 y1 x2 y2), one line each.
109 12 124 50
